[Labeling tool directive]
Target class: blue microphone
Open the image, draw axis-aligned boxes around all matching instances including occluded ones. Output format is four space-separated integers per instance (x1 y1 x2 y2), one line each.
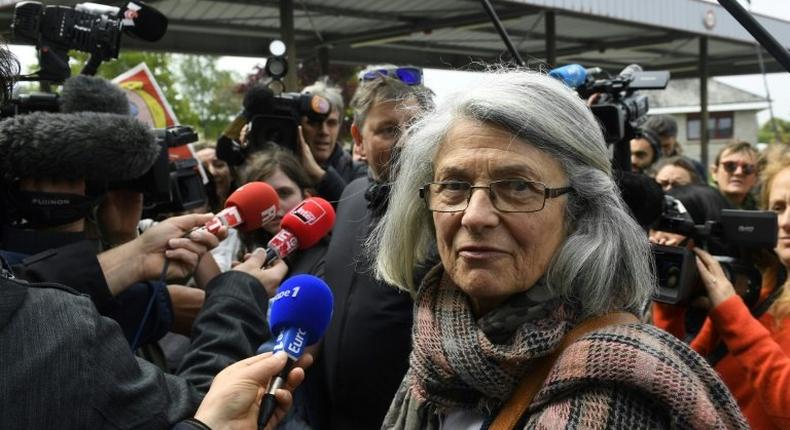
548 64 588 89
258 274 333 428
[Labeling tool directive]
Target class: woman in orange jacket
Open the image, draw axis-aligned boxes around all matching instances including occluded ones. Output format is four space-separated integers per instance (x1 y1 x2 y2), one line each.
654 147 790 429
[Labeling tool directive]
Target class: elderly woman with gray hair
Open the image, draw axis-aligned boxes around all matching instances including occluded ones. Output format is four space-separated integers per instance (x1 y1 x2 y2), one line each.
370 70 747 429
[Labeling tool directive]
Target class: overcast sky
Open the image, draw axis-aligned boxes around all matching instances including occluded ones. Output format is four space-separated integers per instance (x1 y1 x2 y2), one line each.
8 0 790 123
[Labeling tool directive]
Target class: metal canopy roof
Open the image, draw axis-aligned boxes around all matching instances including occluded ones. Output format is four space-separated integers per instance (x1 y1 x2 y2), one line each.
1 0 789 78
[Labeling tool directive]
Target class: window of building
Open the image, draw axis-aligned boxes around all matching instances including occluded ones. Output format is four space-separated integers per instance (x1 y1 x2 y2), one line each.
687 111 735 140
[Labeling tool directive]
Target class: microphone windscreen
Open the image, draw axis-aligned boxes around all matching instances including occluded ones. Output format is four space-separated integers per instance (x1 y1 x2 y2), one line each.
0 112 158 181
225 181 279 232
120 1 168 42
269 274 333 345
243 85 274 116
60 75 130 115
281 197 335 249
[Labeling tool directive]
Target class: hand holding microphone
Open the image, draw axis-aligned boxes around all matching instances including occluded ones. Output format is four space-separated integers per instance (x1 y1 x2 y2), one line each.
257 274 334 428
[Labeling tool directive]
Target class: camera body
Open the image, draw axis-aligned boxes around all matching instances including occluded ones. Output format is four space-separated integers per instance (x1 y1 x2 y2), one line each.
216 88 331 166
652 196 776 304
247 91 331 155
119 125 207 218
549 64 669 171
11 1 167 82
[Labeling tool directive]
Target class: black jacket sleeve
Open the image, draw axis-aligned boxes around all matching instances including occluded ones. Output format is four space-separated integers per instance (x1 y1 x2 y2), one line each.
315 166 348 205
11 240 116 313
177 270 271 394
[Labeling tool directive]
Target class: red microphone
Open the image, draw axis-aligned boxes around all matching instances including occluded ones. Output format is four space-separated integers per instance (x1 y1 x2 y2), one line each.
204 182 279 235
264 197 336 265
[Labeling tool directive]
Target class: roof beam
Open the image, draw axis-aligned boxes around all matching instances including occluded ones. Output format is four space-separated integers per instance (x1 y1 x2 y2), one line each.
316 7 539 48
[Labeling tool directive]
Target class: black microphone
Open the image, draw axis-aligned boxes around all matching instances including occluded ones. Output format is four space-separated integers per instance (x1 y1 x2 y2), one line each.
224 85 273 141
0 111 159 182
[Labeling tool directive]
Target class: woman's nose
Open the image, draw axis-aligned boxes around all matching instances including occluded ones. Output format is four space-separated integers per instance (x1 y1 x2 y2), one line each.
461 188 499 230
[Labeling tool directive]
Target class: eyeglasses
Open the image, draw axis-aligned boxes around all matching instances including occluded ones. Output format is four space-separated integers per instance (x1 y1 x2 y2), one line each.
358 67 423 86
420 179 572 213
720 161 756 175
656 178 688 191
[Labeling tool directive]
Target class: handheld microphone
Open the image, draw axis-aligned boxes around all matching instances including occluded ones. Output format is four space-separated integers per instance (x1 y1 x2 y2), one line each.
204 182 279 235
258 274 334 428
264 197 335 265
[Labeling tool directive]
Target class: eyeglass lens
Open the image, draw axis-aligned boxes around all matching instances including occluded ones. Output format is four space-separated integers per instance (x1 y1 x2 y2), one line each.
721 161 755 175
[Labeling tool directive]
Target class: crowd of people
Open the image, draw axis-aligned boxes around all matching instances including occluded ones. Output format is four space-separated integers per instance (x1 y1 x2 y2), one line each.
1 35 789 430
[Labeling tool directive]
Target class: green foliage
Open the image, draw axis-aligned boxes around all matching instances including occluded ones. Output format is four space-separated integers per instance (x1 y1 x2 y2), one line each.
176 55 242 140
759 118 790 144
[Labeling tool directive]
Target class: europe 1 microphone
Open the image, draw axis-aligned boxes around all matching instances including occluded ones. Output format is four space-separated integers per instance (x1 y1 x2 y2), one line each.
262 197 335 266
257 274 334 429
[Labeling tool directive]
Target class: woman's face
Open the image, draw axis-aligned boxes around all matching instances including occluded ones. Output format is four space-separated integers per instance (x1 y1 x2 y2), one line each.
769 167 790 267
196 148 231 196
655 165 693 191
432 120 569 316
262 167 305 235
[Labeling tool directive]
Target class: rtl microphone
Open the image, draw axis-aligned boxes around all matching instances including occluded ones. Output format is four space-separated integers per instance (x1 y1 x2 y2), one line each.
258 274 334 428
204 182 279 235
264 197 336 265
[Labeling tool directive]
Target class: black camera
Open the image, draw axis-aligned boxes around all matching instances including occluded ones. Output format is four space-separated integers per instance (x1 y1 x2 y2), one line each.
652 196 776 304
550 64 669 171
0 92 59 118
216 86 331 166
11 1 167 82
114 125 206 218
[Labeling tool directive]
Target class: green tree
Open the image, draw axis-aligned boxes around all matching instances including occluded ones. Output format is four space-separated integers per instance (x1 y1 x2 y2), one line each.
176 55 242 140
759 118 790 144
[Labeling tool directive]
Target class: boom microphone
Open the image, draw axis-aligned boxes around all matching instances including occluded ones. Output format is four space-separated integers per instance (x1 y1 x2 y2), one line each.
264 197 335 265
258 274 334 428
60 74 130 115
0 111 158 182
203 181 279 235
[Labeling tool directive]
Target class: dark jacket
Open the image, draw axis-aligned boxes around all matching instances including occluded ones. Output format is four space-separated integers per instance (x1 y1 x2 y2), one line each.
316 176 414 429
0 267 270 428
315 144 367 204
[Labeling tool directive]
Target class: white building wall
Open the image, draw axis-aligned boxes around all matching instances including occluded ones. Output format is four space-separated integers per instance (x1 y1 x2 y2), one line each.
659 110 760 167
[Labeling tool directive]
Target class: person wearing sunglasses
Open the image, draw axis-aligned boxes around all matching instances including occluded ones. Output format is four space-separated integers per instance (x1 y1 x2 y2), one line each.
297 79 367 205
712 141 760 209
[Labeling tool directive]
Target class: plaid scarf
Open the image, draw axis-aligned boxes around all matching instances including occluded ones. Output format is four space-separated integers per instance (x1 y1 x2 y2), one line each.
384 264 576 428
383 265 748 430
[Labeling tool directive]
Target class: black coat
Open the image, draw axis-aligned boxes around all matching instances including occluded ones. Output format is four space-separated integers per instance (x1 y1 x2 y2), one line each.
317 177 414 429
315 144 368 205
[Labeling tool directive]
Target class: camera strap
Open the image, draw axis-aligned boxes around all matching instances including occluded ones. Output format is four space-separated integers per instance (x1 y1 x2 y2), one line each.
707 267 786 366
5 187 104 228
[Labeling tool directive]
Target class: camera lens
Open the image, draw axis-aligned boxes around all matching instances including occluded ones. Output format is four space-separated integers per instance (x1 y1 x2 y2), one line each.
665 266 680 290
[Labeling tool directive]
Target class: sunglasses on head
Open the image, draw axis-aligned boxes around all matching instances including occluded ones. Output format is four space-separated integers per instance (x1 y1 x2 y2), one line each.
720 160 756 175
358 67 423 86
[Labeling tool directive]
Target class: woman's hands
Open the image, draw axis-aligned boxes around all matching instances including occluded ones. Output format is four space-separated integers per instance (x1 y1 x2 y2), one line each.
694 247 736 308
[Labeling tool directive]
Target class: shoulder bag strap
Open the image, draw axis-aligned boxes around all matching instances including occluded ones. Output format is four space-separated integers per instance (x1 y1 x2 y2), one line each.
489 312 640 430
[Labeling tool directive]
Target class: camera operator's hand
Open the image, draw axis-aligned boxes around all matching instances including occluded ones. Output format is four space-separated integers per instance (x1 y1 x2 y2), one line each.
694 247 736 308
297 125 326 183
649 230 686 246
193 351 311 430
98 213 226 295
233 248 288 297
97 189 143 247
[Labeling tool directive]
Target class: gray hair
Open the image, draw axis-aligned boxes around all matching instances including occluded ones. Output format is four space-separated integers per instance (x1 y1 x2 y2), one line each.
350 65 433 130
301 79 344 114
370 69 655 318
